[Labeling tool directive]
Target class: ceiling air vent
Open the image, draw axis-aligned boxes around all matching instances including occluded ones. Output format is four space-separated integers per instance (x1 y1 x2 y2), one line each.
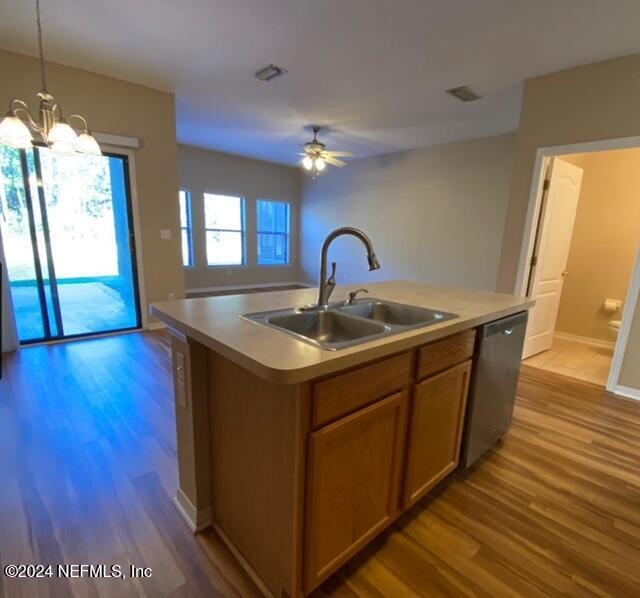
253 64 288 81
446 86 481 102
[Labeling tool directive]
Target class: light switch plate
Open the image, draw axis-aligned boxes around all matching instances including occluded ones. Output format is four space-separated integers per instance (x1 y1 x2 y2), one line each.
160 229 172 240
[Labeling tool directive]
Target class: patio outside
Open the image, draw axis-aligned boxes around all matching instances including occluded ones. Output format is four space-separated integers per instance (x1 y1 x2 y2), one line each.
1 145 140 342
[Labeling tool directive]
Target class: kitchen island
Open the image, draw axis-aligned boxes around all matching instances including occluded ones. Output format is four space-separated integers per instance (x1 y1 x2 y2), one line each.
151 281 533 597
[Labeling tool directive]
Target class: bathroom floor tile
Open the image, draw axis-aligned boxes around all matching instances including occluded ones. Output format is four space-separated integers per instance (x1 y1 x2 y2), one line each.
523 336 614 388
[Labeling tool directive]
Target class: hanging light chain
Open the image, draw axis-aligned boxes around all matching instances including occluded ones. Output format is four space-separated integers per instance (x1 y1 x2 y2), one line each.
0 0 101 155
36 0 48 91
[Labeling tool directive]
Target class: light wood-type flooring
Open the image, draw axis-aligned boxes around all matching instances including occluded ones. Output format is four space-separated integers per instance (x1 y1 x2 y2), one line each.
1 332 638 597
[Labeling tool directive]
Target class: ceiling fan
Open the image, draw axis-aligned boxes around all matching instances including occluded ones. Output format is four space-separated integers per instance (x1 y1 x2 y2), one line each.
299 126 353 177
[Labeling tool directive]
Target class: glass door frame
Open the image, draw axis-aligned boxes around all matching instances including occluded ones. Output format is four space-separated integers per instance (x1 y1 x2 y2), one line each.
14 144 143 345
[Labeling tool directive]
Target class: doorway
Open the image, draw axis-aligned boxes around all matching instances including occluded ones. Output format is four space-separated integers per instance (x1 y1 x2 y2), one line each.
517 144 640 394
0 144 142 343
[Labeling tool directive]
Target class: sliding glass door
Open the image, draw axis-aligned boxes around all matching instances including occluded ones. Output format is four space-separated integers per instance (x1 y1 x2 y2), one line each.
0 145 141 343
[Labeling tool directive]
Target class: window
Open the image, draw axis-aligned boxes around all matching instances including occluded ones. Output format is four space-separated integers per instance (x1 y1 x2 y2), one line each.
179 189 194 267
257 200 290 265
204 193 245 266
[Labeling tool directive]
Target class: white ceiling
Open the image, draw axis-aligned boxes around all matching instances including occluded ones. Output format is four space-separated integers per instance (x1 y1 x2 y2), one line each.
2 1 640 165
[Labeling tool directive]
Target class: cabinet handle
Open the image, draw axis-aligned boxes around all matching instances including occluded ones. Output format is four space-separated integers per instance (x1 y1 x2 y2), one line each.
503 328 513 336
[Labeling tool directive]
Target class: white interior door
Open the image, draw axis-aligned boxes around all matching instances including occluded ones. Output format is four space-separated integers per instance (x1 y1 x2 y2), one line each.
522 157 583 359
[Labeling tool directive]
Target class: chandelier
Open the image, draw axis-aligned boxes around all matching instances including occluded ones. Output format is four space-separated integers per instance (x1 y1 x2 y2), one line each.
0 0 101 155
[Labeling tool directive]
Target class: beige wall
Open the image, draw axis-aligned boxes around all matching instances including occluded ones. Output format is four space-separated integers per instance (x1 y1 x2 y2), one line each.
0 49 184 324
496 52 640 390
555 150 640 342
300 134 515 292
178 144 301 290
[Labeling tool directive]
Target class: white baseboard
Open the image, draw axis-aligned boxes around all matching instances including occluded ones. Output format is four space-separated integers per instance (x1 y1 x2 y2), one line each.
553 331 615 350
611 384 640 402
186 281 311 294
147 321 167 331
173 488 213 534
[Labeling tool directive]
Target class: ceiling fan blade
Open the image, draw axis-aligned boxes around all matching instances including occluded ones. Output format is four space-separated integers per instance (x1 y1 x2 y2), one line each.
324 150 353 157
323 155 347 167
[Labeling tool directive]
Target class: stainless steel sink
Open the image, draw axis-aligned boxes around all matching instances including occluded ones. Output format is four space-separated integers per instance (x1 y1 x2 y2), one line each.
243 299 459 351
337 299 456 328
266 310 388 349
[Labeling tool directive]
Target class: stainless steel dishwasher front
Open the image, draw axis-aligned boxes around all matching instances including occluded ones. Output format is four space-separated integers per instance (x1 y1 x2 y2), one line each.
461 310 528 468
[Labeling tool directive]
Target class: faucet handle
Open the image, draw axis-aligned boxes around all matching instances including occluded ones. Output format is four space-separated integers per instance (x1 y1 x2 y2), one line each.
324 262 338 303
328 261 337 284
347 288 369 305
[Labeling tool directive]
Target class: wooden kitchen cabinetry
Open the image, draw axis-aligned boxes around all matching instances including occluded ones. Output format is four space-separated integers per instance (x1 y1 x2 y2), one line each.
157 282 530 598
172 324 480 597
304 391 408 592
403 360 472 507
303 330 475 593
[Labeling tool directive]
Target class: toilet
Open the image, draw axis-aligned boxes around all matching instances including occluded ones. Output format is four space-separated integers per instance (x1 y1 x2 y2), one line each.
608 319 621 337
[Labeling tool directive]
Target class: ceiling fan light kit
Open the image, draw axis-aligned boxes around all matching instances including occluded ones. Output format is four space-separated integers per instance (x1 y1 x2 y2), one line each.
0 0 101 156
300 126 352 178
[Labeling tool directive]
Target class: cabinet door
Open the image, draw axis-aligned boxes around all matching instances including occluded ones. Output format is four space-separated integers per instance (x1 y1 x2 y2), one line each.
304 391 407 593
404 360 471 508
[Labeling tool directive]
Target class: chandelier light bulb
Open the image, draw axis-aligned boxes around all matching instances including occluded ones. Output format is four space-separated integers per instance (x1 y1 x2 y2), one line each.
48 121 78 145
76 131 102 156
0 115 34 149
315 158 326 171
302 156 313 170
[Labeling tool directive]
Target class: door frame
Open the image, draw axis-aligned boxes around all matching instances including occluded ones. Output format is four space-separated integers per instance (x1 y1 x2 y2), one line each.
11 143 149 344
100 143 149 331
515 135 640 398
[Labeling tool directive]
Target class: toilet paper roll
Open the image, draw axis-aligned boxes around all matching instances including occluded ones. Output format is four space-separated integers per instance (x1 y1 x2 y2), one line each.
603 299 622 313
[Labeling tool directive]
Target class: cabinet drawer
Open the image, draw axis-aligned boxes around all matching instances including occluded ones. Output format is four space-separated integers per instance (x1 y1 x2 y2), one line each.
313 352 412 428
417 329 476 380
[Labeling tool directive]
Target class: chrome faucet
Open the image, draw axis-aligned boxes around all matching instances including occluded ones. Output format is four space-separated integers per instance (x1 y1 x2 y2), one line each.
347 288 369 305
316 227 380 308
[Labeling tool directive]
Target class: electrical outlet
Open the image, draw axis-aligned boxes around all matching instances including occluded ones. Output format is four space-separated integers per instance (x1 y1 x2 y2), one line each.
168 293 175 301
176 352 187 408
160 229 172 240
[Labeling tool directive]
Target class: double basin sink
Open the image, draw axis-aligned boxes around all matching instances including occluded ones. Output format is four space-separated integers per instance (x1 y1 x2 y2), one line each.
243 298 458 350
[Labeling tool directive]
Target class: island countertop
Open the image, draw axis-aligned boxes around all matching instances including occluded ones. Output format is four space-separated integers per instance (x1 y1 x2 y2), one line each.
150 280 533 384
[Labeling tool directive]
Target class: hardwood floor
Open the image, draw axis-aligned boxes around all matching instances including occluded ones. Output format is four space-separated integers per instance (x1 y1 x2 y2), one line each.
1 334 639 597
0 332 260 598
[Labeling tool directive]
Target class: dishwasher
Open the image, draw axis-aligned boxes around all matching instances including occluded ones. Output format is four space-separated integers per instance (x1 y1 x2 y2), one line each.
461 310 528 468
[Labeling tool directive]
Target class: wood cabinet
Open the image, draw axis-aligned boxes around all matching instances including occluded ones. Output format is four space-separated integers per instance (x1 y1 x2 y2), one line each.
417 329 476 380
302 335 475 594
304 391 408 592
404 360 472 507
313 352 412 428
180 326 478 596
